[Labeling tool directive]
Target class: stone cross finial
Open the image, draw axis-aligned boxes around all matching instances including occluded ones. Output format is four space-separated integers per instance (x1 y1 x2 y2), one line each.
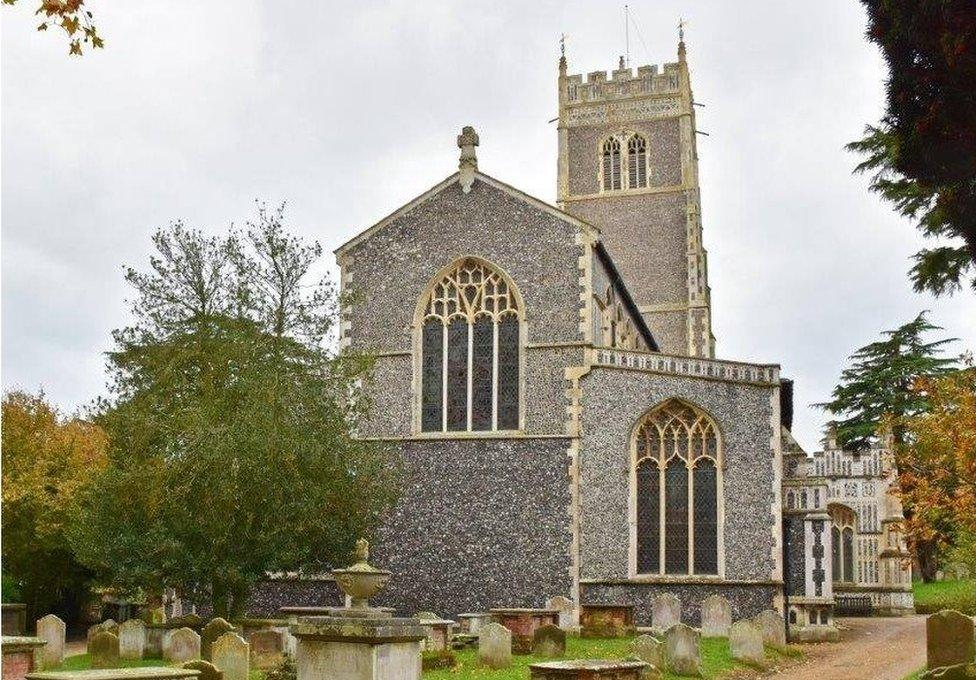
457 126 479 193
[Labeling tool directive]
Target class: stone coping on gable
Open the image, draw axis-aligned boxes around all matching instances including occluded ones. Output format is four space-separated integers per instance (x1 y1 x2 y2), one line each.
591 348 780 387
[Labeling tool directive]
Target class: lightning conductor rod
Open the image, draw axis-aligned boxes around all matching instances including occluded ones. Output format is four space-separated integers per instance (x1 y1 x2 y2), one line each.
624 5 630 67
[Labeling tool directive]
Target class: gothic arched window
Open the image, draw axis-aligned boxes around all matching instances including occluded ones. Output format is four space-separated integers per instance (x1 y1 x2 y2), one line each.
602 138 622 191
627 134 647 188
829 504 856 583
419 259 521 433
634 399 721 576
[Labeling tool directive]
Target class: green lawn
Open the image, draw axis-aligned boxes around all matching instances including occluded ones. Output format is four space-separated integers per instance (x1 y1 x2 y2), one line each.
913 579 976 615
54 654 265 680
422 635 800 679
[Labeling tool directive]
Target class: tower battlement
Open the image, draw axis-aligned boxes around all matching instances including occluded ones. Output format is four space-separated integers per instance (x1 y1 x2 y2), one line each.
567 63 681 104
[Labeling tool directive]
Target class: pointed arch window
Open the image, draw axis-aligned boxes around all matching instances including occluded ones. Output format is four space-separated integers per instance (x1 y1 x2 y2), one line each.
420 259 521 432
829 504 856 583
602 138 622 191
627 134 648 188
633 400 722 576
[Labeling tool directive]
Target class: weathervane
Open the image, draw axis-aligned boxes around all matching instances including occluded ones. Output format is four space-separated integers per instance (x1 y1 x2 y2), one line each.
559 33 566 58
678 17 687 43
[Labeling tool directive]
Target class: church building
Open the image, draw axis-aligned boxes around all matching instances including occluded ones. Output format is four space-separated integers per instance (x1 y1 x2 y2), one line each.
244 37 912 632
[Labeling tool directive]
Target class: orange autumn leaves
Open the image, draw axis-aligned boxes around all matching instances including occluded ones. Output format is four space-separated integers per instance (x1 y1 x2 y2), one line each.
3 0 103 54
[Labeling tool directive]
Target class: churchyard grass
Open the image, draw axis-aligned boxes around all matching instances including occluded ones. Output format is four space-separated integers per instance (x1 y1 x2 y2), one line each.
422 634 801 679
913 579 976 615
53 654 170 671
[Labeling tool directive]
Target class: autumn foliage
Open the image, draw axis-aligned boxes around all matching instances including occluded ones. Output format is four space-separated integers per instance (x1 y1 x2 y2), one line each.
2 0 103 55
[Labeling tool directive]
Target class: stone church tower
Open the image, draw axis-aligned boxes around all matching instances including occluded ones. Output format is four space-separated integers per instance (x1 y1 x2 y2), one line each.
556 39 714 357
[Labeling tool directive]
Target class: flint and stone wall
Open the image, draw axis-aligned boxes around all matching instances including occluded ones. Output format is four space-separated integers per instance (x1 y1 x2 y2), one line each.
581 583 779 627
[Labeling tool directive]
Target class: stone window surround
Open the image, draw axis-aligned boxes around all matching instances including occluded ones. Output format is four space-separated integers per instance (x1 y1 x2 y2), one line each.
597 131 653 194
627 398 726 580
411 255 527 436
828 502 856 585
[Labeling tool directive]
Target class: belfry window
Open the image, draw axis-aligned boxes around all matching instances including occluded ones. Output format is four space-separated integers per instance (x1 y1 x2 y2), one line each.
634 399 721 576
420 259 521 432
627 134 647 188
602 138 622 191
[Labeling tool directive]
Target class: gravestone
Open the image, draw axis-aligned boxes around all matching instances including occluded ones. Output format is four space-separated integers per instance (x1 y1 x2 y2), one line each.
119 619 146 660
729 620 764 665
201 618 236 662
90 631 120 669
183 659 224 680
927 610 975 670
532 624 566 658
700 595 731 637
631 634 665 670
36 614 66 668
211 633 249 680
754 610 786 649
165 627 201 663
88 620 119 647
664 623 701 677
248 630 283 669
545 597 576 630
528 660 649 679
457 613 492 636
478 622 512 670
651 594 681 632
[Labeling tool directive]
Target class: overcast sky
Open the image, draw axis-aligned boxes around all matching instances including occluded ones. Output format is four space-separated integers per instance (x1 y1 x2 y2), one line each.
3 1 974 450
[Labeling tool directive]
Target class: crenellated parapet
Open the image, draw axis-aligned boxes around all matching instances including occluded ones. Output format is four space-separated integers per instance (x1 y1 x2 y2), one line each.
565 63 681 105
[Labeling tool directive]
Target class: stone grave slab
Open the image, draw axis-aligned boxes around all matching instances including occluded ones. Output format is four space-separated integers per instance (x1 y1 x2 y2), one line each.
489 608 558 655
651 594 681 632
754 609 787 649
210 634 248 680
119 620 146 660
700 595 731 637
36 615 66 669
579 604 635 638
532 624 566 657
164 628 200 664
90 632 120 670
729 620 764 665
477 622 512 670
664 623 701 677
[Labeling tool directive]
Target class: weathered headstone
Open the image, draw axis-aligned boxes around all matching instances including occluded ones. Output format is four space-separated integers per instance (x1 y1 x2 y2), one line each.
664 623 701 677
87 620 119 647
651 594 681 632
90 631 120 669
546 596 576 630
183 660 224 680
754 610 786 649
211 632 249 680
631 634 665 670
119 619 146 660
201 618 236 662
700 595 731 637
729 620 764 665
36 614 66 668
165 627 201 663
927 610 975 670
532 624 566 658
529 659 649 679
478 622 512 670
248 630 283 669
149 607 167 625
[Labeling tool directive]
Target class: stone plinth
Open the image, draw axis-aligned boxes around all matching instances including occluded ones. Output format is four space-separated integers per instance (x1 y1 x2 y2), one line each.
579 604 635 638
413 615 454 652
278 607 393 624
457 613 492 636
290 616 426 680
489 609 559 655
2 636 46 680
528 659 648 679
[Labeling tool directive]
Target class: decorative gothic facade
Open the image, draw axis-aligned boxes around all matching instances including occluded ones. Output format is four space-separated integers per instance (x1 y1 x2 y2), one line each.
246 40 912 633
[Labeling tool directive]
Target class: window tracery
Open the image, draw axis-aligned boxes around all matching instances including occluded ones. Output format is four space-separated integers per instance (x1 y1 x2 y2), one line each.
601 133 649 192
627 134 648 188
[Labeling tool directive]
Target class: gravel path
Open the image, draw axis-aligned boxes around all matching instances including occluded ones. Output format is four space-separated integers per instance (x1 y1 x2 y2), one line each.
761 616 926 680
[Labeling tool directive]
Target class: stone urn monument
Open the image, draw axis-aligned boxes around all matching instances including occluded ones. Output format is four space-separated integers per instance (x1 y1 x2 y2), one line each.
289 539 426 680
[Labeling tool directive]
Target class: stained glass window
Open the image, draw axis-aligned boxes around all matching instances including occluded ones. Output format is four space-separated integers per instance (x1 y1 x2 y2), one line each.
636 459 659 574
419 259 521 433
634 399 720 576
421 319 443 431
602 138 622 190
693 459 718 574
627 134 647 188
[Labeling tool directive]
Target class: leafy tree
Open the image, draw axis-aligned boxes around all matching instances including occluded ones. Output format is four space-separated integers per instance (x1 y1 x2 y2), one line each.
895 361 976 581
817 312 957 450
69 205 396 617
1 391 109 624
2 0 103 54
848 1 976 295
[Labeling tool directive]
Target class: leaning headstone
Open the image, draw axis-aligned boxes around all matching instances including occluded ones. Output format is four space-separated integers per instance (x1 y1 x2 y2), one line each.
36 614 66 668
631 634 665 670
119 619 146 660
651 594 681 632
478 622 512 670
729 620 764 665
248 630 283 670
165 627 201 663
201 618 236 662
211 632 249 680
90 631 120 669
664 623 701 677
700 595 731 637
754 609 787 649
532 624 566 658
183 659 224 680
546 596 576 630
927 610 975 670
